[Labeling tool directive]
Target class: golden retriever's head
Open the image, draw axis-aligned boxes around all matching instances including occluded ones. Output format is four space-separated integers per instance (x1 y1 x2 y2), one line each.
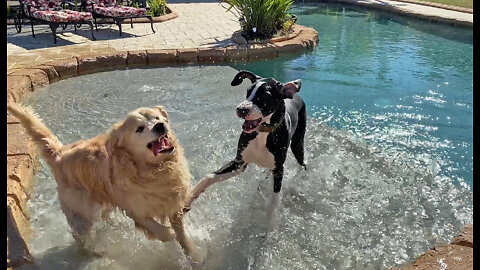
112 106 177 160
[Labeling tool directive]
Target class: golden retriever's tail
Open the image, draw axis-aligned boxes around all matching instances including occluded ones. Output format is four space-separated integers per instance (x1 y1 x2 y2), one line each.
7 102 63 164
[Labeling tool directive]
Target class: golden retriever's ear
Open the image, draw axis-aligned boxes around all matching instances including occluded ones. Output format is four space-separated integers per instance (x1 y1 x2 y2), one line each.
110 123 126 148
155 106 169 122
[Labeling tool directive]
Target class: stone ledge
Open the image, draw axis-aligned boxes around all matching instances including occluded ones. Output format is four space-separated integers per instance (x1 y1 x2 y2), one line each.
392 0 472 14
77 52 128 75
7 76 32 103
318 0 473 27
7 206 34 269
9 69 49 89
7 124 35 157
394 244 473 270
391 224 473 270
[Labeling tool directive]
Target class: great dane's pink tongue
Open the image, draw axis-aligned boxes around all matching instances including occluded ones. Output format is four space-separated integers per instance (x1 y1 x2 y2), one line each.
152 137 173 156
242 118 262 132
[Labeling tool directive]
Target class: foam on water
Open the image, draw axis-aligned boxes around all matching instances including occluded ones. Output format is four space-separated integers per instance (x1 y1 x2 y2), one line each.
24 66 472 270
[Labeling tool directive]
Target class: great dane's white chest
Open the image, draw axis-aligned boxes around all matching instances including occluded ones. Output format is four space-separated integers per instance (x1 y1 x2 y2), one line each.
241 132 275 170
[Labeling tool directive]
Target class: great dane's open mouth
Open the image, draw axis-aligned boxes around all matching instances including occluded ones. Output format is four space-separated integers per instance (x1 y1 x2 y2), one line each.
242 118 262 133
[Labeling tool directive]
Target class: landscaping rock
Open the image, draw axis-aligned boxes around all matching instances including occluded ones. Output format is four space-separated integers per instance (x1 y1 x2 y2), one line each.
399 245 473 270
248 43 278 60
7 206 34 269
9 69 49 89
198 47 226 62
45 58 78 80
275 39 308 55
451 224 473 248
127 50 148 66
7 124 34 157
231 30 248 45
7 155 35 195
31 65 60 83
77 52 128 74
176 48 199 63
225 45 248 62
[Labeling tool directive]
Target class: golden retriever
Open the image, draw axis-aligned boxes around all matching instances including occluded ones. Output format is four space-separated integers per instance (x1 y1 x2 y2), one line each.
7 103 200 262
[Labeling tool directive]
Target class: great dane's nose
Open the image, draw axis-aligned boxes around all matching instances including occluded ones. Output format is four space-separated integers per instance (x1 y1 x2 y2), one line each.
153 122 166 134
236 107 250 118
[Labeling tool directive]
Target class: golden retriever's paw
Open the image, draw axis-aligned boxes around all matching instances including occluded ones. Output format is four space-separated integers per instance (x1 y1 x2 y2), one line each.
158 227 176 242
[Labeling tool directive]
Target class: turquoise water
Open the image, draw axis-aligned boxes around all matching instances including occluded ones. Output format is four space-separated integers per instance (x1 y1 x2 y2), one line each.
234 3 473 188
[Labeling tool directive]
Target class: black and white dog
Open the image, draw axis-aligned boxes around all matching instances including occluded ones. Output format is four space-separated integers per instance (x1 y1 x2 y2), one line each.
184 70 307 212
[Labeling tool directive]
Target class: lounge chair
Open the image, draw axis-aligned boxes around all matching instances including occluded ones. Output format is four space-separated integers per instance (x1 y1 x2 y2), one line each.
16 0 96 43
82 0 155 36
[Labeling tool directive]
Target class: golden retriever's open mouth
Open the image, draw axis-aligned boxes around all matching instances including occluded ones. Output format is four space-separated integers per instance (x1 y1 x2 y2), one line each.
147 135 175 156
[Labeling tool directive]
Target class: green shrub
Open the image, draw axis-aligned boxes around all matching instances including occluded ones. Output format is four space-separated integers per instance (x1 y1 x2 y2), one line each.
225 0 294 39
147 0 166 17
7 4 11 18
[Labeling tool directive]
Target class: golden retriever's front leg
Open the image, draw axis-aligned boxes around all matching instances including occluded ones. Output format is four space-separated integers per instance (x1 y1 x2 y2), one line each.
170 213 201 262
127 212 175 242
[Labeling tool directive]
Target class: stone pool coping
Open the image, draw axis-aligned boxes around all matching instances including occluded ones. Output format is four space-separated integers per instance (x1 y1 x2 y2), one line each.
6 23 318 269
392 0 473 14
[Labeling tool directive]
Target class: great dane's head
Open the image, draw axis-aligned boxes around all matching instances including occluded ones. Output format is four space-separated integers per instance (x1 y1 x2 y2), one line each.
231 70 301 133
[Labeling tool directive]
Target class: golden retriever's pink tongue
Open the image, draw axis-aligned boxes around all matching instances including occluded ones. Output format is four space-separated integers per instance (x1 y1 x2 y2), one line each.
152 137 173 156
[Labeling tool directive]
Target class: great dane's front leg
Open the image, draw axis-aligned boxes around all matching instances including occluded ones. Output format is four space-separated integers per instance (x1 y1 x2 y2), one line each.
267 166 285 230
184 159 247 212
169 213 201 262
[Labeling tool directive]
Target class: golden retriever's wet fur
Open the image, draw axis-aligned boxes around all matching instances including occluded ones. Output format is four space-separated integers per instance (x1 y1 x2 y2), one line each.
7 103 199 262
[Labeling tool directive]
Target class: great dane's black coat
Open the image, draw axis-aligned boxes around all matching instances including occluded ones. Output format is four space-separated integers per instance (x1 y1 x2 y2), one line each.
185 70 307 211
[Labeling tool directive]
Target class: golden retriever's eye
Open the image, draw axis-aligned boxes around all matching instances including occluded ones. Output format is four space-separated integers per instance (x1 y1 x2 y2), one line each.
136 126 144 133
155 116 160 120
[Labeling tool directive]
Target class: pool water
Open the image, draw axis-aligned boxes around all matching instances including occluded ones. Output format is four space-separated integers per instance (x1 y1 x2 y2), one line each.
24 4 472 270
234 3 473 188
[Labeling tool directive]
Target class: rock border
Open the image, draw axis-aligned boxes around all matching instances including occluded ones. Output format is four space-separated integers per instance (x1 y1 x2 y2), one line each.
5 23 318 268
391 225 473 270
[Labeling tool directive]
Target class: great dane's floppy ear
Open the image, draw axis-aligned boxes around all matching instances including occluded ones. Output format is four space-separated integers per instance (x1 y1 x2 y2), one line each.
279 79 302 99
155 106 169 122
231 70 262 86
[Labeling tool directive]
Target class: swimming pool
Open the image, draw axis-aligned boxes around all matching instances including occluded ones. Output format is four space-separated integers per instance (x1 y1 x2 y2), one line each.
25 3 472 270
234 3 473 188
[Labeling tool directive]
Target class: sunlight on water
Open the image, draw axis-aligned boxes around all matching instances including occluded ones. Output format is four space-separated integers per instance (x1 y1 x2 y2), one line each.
25 65 472 270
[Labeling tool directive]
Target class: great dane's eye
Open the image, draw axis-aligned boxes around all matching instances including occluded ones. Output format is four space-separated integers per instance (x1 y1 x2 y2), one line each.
136 126 144 133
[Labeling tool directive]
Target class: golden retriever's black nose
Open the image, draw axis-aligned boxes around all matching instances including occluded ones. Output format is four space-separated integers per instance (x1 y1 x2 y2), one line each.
153 123 166 134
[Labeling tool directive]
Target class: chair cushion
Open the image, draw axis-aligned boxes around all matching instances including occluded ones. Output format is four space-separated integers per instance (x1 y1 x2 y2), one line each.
91 4 146 17
31 9 93 22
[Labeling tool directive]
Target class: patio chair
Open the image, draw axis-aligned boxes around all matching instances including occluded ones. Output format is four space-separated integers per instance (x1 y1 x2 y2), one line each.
82 0 155 36
15 0 96 44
